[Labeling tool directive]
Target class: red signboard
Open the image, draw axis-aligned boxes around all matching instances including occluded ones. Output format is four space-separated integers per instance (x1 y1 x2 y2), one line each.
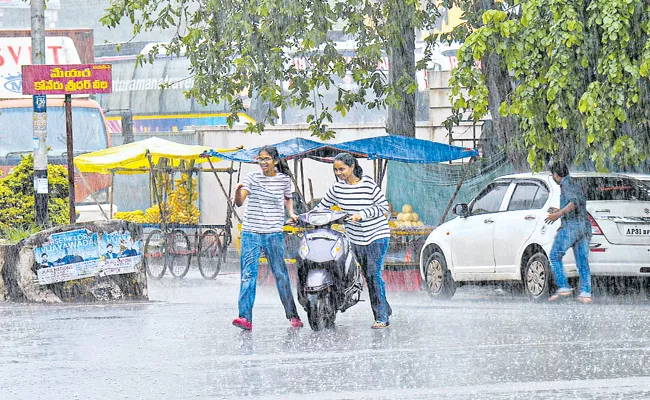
21 63 112 95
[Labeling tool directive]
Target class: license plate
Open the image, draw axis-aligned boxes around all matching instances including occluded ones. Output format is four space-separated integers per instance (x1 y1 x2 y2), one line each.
625 227 650 236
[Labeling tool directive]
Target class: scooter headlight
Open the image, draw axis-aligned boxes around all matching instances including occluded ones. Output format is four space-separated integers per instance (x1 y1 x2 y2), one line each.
307 213 332 226
330 237 344 259
299 236 310 258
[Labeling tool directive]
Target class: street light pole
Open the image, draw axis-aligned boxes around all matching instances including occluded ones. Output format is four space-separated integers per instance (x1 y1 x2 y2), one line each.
31 0 48 226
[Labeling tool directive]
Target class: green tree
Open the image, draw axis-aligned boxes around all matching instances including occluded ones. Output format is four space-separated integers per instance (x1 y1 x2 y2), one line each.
101 0 442 138
0 155 69 233
446 0 650 171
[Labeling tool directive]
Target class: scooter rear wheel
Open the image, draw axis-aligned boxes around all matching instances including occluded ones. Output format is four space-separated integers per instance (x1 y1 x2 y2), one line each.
306 291 336 331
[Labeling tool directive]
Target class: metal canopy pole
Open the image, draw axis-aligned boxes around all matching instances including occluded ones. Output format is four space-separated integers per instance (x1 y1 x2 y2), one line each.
373 159 378 182
147 152 166 230
300 159 306 201
206 158 242 224
109 171 115 218
438 156 476 225
287 158 307 208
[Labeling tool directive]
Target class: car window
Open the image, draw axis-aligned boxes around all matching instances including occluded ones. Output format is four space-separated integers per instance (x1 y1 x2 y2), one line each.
531 184 550 208
507 182 549 211
507 183 539 211
574 177 650 201
471 182 510 215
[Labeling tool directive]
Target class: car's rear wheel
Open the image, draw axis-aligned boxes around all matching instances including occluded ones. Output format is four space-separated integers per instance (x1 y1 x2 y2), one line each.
523 252 552 299
424 251 456 300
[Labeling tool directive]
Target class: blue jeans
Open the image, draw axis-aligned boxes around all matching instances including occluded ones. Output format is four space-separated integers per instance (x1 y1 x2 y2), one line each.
549 226 592 296
238 231 299 322
351 237 392 323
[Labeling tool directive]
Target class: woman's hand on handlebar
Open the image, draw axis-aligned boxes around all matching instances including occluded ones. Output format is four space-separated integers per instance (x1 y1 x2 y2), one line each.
346 213 362 223
285 213 299 225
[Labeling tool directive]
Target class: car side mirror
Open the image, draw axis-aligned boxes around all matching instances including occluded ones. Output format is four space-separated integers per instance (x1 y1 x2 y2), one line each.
452 203 469 218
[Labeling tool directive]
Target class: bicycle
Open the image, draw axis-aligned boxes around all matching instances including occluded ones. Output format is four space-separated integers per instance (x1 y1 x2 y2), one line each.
143 226 191 280
143 223 231 280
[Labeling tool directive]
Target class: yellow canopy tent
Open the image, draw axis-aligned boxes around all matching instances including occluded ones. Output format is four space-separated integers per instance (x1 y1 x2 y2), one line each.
72 136 242 223
74 136 238 174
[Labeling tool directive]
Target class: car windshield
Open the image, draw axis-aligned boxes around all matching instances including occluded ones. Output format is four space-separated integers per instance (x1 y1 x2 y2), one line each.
0 106 108 157
574 176 650 201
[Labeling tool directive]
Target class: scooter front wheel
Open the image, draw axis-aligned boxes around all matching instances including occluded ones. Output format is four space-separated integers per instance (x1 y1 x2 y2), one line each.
306 291 336 331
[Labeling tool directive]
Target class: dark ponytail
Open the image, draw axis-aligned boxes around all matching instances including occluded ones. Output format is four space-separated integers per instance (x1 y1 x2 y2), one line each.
259 145 292 176
333 152 363 179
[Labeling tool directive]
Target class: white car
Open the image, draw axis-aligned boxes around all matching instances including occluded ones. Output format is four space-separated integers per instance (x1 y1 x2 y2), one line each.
419 172 650 299
623 174 650 193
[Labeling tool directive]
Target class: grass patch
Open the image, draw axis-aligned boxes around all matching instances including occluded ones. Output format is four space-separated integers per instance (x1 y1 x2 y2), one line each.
0 225 40 243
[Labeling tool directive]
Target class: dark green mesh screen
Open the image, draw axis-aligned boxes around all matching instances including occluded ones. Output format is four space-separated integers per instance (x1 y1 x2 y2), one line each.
386 151 514 226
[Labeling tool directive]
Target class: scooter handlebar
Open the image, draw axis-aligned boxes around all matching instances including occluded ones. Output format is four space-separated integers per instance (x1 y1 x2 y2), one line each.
288 210 350 227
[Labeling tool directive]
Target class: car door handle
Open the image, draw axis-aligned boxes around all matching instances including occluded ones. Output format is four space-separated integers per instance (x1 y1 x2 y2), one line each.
525 215 536 220
484 218 494 224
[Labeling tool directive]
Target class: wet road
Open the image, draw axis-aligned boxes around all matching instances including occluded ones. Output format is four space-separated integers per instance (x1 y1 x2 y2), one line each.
1 269 650 399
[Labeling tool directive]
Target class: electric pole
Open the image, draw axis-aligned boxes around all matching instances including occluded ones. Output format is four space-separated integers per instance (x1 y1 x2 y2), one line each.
31 0 48 226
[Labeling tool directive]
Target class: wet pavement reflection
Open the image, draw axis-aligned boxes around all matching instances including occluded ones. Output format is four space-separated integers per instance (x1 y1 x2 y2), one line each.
1 270 649 399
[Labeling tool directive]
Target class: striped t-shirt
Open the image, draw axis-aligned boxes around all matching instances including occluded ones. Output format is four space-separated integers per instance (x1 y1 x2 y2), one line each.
241 171 292 233
316 175 390 245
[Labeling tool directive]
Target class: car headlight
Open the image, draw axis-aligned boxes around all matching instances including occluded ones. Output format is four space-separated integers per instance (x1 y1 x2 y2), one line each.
330 237 343 259
299 236 310 258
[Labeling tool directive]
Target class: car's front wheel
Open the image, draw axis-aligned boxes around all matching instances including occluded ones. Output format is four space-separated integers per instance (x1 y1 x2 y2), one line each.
523 252 552 299
424 251 456 300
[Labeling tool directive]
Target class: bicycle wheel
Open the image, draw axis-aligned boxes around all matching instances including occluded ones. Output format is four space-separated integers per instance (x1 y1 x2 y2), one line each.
168 229 191 278
198 229 224 280
144 229 167 280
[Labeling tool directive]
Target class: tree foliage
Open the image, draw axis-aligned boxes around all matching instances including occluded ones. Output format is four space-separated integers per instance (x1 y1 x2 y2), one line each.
0 155 69 233
447 0 650 171
101 0 442 138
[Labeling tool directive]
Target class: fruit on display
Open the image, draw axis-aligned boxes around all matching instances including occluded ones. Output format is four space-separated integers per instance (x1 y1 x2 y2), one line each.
166 173 200 224
394 204 425 228
114 173 200 224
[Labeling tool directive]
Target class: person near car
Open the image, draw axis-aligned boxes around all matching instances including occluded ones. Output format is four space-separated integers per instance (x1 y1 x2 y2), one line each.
232 145 304 331
314 152 393 328
545 161 593 304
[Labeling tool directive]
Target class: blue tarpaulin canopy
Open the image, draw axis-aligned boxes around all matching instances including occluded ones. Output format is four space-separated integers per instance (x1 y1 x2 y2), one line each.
334 135 478 163
203 136 477 164
202 137 348 162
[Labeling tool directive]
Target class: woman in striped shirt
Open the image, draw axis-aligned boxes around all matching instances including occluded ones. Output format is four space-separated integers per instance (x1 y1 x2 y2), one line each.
231 146 303 331
316 153 392 329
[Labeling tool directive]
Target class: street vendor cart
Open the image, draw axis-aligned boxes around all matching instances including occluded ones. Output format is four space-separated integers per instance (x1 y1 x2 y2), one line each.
74 137 242 280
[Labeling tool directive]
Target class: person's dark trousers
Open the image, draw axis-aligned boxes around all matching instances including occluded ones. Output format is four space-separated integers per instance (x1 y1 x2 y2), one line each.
351 237 392 323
